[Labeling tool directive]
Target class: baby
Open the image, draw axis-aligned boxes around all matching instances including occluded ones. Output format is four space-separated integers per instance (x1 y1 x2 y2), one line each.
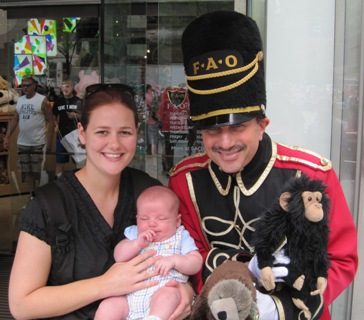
95 185 203 320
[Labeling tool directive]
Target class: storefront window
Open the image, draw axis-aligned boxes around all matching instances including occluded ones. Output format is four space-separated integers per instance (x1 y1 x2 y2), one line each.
0 5 101 253
103 1 234 181
0 7 100 97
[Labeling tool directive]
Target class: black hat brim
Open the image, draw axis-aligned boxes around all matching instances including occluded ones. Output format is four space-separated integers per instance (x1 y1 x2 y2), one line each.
193 112 258 130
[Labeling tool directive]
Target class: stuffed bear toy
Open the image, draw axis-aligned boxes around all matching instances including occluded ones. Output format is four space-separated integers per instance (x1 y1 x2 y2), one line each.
252 174 330 320
190 260 259 320
0 76 18 113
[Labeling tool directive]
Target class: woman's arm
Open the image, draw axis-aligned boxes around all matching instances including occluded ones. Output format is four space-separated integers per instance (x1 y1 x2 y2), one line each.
9 231 159 320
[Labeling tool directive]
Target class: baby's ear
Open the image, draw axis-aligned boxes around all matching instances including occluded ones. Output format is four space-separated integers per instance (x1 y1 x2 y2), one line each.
177 213 182 226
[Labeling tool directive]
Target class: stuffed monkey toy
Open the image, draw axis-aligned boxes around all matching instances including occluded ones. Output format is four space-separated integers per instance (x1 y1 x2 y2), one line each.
252 174 330 320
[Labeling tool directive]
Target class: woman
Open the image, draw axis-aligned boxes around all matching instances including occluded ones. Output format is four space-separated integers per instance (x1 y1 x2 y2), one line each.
9 84 194 319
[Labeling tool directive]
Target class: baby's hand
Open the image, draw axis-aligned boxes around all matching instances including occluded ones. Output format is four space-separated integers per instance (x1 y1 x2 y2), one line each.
154 257 175 277
137 230 156 248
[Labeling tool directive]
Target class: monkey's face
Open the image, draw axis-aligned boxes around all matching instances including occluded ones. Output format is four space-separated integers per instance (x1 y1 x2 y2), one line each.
302 191 324 222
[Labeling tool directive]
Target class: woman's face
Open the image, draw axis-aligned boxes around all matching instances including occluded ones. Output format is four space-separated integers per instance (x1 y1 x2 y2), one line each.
78 102 137 177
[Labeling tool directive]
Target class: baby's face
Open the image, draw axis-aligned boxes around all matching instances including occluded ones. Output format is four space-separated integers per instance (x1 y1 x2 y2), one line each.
137 198 180 242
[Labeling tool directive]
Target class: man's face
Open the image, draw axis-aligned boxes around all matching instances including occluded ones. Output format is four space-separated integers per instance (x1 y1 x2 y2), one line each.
60 83 74 97
201 117 270 173
21 80 36 97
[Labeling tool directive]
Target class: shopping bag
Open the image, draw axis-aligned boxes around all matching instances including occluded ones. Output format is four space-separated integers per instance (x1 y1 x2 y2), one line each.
60 129 86 167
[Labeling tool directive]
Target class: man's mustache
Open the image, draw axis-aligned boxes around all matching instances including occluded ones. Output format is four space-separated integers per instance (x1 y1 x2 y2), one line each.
211 145 245 153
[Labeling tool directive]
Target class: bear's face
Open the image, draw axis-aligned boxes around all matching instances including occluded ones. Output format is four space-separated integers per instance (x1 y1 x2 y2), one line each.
207 279 253 320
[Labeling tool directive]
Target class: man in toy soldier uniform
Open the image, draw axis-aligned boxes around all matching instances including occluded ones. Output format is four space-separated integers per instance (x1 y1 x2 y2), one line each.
169 10 358 320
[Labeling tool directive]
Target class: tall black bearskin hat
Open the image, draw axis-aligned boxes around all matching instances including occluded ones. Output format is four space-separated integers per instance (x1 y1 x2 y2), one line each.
182 11 266 129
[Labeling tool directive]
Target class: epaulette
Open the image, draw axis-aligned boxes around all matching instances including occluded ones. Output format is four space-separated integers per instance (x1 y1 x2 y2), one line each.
169 152 210 177
275 142 332 172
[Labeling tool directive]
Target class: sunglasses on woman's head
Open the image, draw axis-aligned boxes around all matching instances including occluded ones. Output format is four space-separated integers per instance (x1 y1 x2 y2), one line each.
84 83 135 99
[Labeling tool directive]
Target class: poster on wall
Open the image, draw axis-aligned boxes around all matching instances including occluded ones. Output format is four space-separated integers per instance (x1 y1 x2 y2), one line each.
27 18 57 56
63 17 80 33
32 53 47 75
14 35 46 56
13 55 33 86
14 35 47 75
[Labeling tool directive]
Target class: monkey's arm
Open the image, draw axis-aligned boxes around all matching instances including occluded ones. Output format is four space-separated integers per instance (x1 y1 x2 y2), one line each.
310 277 327 296
261 266 276 291
253 210 288 269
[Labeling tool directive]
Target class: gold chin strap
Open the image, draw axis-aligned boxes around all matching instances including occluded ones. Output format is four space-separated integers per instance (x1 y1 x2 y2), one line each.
186 51 263 95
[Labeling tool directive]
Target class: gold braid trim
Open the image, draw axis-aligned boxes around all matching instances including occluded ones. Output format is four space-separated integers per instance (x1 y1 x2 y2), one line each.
277 143 332 171
186 172 212 251
186 51 263 95
208 162 232 196
235 141 277 196
169 153 209 177
186 51 263 81
276 154 332 171
270 295 285 320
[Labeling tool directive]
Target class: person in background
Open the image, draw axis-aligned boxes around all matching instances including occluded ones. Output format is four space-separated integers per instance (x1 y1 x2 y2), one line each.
9 83 194 320
145 84 161 156
3 75 55 195
169 11 358 320
53 79 82 178
48 86 58 108
95 185 202 320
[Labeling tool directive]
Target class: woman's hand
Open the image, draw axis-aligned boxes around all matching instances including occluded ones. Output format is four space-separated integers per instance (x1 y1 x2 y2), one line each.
99 250 159 299
165 280 194 320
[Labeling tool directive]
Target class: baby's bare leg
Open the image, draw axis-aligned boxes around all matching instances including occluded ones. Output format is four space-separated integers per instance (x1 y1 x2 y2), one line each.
148 286 181 320
94 295 129 320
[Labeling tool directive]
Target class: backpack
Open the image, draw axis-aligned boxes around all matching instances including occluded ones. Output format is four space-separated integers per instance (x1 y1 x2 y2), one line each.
33 168 162 284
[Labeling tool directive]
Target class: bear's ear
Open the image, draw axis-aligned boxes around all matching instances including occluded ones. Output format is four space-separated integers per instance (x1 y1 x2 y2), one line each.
279 192 291 212
190 294 210 320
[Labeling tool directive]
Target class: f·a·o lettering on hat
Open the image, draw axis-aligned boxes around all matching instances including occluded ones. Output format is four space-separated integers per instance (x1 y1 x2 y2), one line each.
182 10 267 129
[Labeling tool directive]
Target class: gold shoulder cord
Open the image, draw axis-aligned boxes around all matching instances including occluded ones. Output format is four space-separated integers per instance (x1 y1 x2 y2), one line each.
276 143 332 171
170 153 209 177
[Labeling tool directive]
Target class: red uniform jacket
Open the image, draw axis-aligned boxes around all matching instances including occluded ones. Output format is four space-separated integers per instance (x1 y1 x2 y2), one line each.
169 134 358 320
